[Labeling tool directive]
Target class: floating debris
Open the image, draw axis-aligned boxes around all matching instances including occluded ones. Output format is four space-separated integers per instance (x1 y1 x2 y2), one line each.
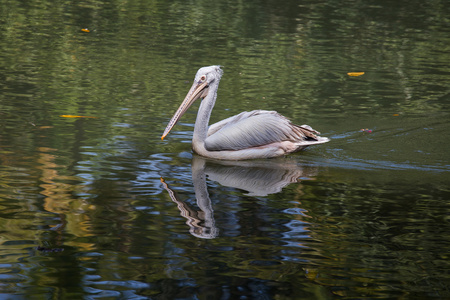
60 115 97 119
347 72 365 76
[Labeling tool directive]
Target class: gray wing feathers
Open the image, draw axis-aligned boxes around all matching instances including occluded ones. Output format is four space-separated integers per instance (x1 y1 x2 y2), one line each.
207 111 261 137
205 110 319 151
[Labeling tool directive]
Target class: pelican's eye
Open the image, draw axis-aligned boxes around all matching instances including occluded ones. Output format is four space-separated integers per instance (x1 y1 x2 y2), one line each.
199 75 207 82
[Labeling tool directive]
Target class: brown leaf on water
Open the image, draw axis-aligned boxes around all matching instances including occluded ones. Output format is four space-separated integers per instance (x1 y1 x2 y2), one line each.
392 113 399 116
347 72 365 76
60 115 97 119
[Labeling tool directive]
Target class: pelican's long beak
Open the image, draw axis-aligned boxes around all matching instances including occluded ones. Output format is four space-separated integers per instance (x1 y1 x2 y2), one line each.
161 80 209 140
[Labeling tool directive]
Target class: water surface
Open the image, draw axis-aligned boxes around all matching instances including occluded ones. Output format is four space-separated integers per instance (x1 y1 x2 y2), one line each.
0 0 449 298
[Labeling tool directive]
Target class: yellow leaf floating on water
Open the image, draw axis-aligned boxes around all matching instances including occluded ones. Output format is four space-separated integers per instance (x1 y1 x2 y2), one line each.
60 115 97 119
392 113 399 116
347 72 365 76
81 28 90 33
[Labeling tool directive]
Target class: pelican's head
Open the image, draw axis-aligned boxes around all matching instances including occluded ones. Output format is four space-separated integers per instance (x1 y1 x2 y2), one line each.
161 65 223 140
194 65 223 84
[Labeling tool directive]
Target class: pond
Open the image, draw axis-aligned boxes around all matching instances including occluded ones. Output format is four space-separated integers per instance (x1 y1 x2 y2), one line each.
0 0 449 298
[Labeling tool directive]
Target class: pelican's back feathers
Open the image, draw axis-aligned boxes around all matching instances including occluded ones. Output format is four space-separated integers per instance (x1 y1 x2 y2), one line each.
205 110 320 151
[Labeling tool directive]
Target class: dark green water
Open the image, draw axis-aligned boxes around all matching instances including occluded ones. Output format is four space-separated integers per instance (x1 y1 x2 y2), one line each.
1 0 449 298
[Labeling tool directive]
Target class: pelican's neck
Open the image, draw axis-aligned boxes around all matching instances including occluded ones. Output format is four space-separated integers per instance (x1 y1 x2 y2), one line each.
192 80 219 145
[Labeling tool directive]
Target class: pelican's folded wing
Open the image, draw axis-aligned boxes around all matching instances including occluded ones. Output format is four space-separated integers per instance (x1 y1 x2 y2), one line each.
207 111 258 137
205 110 319 151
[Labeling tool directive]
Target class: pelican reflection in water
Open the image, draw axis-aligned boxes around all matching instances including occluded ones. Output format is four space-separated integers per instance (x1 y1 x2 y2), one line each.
161 66 329 160
161 156 318 239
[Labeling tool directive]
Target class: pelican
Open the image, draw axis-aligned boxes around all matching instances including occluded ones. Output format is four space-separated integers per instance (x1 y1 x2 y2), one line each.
161 65 329 160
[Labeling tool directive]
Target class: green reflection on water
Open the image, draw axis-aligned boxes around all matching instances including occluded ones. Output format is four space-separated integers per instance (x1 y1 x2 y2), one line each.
0 0 449 298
